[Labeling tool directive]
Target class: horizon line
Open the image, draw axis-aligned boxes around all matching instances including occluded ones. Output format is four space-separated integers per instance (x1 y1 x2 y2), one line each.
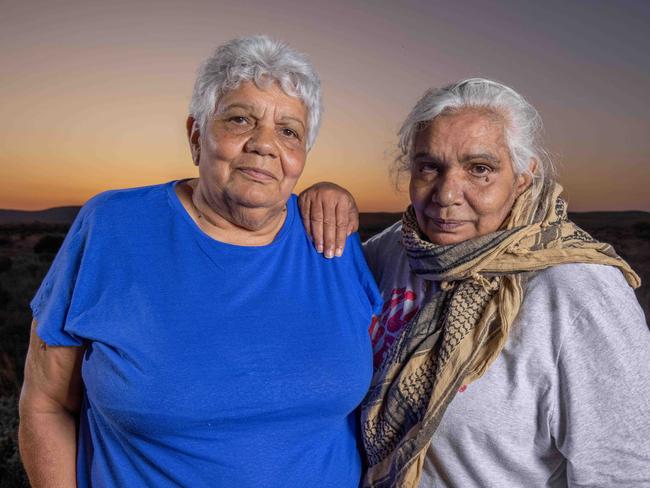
1 205 650 215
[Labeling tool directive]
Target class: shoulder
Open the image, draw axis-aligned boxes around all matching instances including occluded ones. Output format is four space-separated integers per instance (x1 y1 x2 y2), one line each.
525 262 640 314
363 221 403 261
521 263 647 353
83 182 172 217
76 182 174 230
364 220 402 247
362 220 409 288
529 261 629 287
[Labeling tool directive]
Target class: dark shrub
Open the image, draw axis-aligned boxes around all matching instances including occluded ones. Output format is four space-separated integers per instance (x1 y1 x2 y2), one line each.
633 222 650 240
33 235 64 255
0 395 29 487
0 257 11 274
0 285 10 308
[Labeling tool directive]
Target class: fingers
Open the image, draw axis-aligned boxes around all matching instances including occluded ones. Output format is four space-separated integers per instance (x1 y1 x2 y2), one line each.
310 203 325 254
297 182 359 258
334 202 349 257
305 198 343 259
299 192 329 255
322 200 338 258
348 199 359 236
298 193 313 243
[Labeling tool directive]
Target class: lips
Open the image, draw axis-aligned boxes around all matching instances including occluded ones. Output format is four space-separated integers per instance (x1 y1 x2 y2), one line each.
237 166 276 182
430 218 468 232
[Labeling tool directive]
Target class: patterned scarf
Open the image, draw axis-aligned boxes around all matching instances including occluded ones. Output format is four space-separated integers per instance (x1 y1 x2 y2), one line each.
360 182 640 488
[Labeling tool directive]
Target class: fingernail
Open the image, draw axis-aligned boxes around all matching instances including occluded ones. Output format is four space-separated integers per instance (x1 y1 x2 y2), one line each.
325 248 334 258
316 243 324 253
347 230 352 236
335 247 343 257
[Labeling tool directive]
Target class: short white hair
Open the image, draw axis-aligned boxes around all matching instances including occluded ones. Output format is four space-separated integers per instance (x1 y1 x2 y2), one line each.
396 78 555 194
189 35 322 150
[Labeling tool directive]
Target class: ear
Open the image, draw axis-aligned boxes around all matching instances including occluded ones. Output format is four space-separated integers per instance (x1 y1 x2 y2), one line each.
186 116 201 166
515 158 537 196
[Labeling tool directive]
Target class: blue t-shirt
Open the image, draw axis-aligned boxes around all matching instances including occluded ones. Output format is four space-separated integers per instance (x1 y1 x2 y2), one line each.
31 181 382 488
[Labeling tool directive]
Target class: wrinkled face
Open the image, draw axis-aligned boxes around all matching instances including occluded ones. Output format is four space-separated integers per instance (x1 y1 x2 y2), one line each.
409 109 531 245
188 81 308 212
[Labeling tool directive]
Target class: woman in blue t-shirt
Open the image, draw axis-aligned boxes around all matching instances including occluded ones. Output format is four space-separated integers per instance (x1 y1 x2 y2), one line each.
19 35 381 488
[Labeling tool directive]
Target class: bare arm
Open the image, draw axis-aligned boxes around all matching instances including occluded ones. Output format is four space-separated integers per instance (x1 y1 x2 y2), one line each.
298 182 359 258
19 320 84 488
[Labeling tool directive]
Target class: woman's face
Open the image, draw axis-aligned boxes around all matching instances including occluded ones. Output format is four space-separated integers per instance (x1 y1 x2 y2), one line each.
409 109 531 245
189 81 308 213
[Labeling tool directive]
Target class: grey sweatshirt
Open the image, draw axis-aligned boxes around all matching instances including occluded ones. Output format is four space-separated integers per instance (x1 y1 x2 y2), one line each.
364 222 650 488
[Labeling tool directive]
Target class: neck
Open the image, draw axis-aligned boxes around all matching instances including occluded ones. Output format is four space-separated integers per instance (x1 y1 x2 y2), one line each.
177 179 287 246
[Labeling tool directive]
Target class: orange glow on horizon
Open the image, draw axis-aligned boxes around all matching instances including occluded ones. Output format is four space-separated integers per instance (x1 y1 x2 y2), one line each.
1 1 648 213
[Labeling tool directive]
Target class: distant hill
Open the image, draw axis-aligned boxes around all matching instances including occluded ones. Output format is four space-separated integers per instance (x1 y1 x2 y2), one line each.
0 207 399 227
569 211 650 227
1 206 648 231
357 210 650 241
0 206 81 224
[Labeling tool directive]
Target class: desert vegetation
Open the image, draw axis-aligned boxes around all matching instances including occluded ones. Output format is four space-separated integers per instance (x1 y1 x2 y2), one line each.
0 223 68 486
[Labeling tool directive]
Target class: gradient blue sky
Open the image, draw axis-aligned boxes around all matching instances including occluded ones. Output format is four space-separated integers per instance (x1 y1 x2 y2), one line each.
1 0 648 211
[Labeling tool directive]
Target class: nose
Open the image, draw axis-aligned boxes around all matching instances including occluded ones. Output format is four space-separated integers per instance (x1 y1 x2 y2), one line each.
244 125 278 158
433 169 463 207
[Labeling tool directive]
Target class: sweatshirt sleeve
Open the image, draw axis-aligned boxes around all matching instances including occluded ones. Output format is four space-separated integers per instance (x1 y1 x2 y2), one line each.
552 266 650 487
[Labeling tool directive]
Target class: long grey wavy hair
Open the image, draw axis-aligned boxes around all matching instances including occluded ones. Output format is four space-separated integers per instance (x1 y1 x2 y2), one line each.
395 78 556 199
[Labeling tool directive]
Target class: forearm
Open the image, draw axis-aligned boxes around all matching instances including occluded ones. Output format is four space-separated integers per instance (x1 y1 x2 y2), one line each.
19 321 84 487
19 409 78 488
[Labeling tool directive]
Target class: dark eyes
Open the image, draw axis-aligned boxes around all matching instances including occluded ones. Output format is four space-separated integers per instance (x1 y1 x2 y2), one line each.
227 117 299 139
416 162 493 177
418 162 438 173
470 164 492 176
281 128 299 139
228 116 249 125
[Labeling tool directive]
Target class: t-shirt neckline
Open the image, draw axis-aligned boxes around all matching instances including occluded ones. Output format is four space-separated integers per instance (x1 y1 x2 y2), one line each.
165 179 295 250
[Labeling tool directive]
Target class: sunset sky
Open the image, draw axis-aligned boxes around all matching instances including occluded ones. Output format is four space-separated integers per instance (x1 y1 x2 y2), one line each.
1 0 648 212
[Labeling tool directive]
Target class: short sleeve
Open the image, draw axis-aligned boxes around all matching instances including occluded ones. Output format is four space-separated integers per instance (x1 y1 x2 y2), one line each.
348 233 383 317
30 204 94 346
361 238 378 283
